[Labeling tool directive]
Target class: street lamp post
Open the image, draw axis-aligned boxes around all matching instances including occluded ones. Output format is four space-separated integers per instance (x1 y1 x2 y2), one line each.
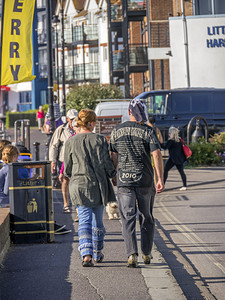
52 15 60 100
60 4 66 117
46 0 55 134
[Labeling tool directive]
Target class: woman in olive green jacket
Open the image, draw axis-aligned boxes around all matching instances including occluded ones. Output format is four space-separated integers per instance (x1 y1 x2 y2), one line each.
64 109 116 267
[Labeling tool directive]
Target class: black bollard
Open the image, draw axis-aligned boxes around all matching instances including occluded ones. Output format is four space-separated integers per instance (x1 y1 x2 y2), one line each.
45 141 49 160
33 142 40 161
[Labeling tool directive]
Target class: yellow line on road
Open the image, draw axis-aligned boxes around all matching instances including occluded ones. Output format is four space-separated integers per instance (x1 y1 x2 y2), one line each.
157 199 225 275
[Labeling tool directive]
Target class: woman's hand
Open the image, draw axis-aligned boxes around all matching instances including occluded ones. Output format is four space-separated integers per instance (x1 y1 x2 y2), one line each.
59 173 64 183
156 178 164 193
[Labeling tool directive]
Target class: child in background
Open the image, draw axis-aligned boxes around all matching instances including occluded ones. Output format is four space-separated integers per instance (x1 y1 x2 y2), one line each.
36 106 45 132
0 140 11 162
0 145 19 207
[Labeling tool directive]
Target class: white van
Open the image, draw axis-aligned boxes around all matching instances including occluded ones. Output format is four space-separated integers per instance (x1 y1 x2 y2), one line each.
94 101 130 123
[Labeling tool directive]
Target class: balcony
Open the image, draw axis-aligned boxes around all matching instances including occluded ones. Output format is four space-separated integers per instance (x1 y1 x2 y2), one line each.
128 0 146 11
113 50 124 71
39 63 48 79
129 45 148 65
110 0 146 22
37 28 47 44
52 29 73 45
72 25 98 44
54 63 100 82
112 45 148 71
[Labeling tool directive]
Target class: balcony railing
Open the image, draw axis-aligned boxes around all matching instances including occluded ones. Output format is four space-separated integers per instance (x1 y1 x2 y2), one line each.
36 0 46 9
113 45 148 71
110 0 146 21
52 29 73 45
129 45 148 65
54 63 100 82
113 50 124 70
52 26 98 45
37 28 47 44
73 25 98 43
39 63 48 78
151 22 170 48
128 0 146 10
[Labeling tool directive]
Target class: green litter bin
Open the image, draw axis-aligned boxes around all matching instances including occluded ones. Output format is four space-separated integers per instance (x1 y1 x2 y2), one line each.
9 161 54 244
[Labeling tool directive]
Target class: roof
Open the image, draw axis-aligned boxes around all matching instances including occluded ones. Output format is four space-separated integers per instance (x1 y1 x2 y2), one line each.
74 10 88 18
72 0 86 11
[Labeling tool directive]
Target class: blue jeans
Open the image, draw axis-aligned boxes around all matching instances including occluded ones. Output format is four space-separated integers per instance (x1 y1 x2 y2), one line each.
77 205 105 261
117 186 155 257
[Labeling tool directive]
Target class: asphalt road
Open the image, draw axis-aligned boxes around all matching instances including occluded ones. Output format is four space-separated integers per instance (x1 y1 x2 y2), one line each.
154 167 225 300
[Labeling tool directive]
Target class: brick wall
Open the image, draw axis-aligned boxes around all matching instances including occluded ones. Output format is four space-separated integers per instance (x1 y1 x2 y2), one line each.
150 0 173 20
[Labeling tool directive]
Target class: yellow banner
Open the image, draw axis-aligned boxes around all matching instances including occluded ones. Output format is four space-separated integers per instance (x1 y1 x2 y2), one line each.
1 0 36 85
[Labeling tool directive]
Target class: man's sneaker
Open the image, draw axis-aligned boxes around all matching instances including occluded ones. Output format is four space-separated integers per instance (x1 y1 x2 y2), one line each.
54 227 72 235
142 254 151 264
127 254 138 268
179 186 187 191
54 223 66 233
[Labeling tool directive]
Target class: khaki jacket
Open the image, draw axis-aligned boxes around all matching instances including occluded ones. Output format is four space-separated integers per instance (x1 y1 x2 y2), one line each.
49 124 73 163
64 133 117 207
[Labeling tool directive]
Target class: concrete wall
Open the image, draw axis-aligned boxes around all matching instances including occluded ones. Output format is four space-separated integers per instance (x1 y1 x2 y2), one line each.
0 208 10 265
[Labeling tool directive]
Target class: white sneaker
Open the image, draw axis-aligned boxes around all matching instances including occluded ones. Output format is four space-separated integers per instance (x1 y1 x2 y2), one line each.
179 187 187 191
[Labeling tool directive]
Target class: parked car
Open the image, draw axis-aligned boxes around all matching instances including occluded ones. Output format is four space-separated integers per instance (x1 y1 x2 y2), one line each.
135 88 225 141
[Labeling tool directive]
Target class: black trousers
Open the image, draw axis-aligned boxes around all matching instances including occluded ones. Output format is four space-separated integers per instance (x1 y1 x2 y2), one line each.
164 158 187 187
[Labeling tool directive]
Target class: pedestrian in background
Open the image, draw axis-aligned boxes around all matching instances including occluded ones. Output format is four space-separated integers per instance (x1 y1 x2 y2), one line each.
109 99 164 268
49 109 78 212
0 140 11 163
0 145 19 207
36 106 45 132
44 95 63 132
64 109 116 267
59 118 80 219
163 126 187 191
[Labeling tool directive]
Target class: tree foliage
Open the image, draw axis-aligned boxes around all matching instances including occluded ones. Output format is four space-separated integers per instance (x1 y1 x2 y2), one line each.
66 83 124 111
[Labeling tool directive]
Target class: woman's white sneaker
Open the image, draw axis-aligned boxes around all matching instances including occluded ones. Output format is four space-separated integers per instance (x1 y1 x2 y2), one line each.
179 187 187 191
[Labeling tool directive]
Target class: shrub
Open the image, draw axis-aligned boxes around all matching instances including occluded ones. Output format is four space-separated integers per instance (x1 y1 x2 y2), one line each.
188 137 223 166
66 83 124 111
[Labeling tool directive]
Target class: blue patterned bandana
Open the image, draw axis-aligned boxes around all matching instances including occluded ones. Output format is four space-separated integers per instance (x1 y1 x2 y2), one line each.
129 99 148 122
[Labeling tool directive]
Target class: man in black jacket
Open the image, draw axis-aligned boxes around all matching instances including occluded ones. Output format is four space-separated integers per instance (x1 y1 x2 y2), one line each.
109 99 164 267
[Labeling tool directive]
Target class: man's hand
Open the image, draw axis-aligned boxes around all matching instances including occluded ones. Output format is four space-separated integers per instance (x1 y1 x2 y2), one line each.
51 162 57 174
152 149 164 193
112 175 117 186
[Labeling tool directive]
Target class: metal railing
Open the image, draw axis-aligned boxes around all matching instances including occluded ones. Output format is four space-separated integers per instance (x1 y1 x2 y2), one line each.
151 22 170 48
73 25 98 42
54 63 100 81
112 45 148 70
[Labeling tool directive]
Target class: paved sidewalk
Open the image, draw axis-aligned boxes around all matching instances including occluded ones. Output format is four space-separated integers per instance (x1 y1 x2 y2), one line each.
0 187 185 300
0 127 185 299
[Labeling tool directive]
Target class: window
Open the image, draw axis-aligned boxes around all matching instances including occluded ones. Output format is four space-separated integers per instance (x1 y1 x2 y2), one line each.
142 94 168 115
19 92 32 104
39 48 48 78
214 0 225 14
40 90 48 105
195 0 225 15
103 46 108 62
